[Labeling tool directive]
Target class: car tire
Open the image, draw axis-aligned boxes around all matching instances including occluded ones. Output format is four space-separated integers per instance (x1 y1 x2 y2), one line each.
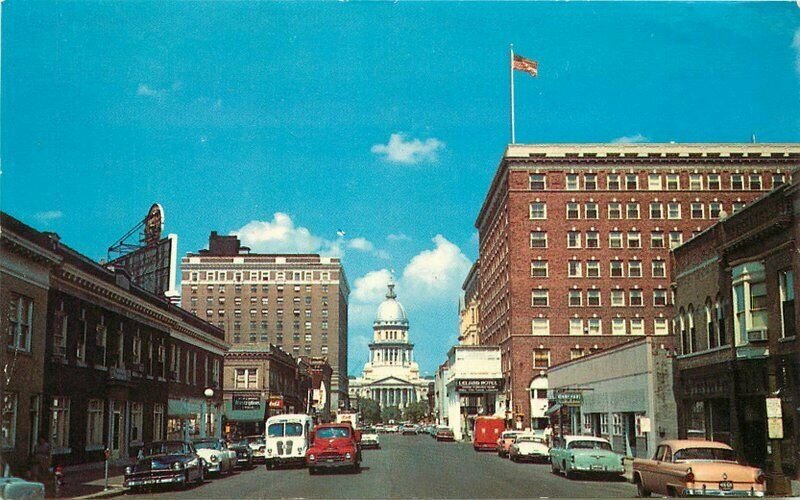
308 467 317 475
564 464 575 480
550 461 558 474
635 479 650 498
352 462 361 474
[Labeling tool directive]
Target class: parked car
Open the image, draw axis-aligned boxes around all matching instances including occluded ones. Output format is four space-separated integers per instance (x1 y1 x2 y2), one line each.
244 435 266 463
227 440 255 469
632 440 766 498
496 430 523 458
549 436 625 479
508 434 549 463
385 425 399 433
360 427 381 449
435 427 455 442
124 441 205 491
306 423 362 474
193 438 235 476
374 424 386 433
0 477 45 500
473 416 505 451
401 424 418 435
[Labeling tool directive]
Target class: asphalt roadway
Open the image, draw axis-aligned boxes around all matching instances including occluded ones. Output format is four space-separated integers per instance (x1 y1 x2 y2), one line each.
121 433 637 499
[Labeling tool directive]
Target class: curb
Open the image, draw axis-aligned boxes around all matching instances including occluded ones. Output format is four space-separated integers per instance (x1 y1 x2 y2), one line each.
72 486 127 499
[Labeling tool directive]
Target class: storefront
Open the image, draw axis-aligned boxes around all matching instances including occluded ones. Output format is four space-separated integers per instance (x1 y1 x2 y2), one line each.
167 397 221 441
444 346 503 441
223 394 266 438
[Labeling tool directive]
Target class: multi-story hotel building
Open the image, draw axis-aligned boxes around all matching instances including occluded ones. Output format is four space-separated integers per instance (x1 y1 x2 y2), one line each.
180 232 350 410
474 143 800 428
458 261 480 346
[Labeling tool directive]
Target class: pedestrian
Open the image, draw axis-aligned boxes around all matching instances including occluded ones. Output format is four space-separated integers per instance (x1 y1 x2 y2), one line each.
32 436 51 483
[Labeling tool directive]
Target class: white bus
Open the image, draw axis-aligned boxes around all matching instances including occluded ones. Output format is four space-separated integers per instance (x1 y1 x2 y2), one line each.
264 414 314 469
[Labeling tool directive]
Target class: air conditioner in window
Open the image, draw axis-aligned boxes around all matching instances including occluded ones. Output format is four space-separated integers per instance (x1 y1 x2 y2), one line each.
747 329 768 342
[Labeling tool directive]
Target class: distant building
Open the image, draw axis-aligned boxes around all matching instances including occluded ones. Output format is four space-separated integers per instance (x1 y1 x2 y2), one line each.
458 261 480 346
474 142 800 428
433 361 450 426
305 356 333 422
672 169 799 477
348 283 430 409
444 346 503 441
181 232 350 409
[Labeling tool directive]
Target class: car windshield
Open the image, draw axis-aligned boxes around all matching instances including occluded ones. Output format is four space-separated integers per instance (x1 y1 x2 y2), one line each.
673 447 737 462
316 427 351 439
502 432 519 439
517 437 545 444
362 427 376 433
194 440 223 450
142 442 187 456
569 440 612 451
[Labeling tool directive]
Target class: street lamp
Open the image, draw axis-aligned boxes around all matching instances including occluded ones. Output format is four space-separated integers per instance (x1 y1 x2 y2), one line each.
204 388 214 439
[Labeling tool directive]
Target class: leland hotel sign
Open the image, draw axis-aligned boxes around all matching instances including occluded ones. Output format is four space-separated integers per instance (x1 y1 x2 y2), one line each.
455 379 504 394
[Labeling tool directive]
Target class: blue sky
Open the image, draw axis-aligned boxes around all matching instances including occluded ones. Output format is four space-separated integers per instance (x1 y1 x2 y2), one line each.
3 1 800 376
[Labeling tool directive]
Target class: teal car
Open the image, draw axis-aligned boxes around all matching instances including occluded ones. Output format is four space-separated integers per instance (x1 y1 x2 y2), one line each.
549 435 625 479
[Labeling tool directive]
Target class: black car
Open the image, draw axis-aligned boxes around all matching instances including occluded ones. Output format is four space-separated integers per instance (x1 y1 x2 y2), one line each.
227 440 255 469
124 441 205 492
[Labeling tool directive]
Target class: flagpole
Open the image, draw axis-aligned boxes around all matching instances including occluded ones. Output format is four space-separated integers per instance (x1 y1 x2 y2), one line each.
510 44 516 145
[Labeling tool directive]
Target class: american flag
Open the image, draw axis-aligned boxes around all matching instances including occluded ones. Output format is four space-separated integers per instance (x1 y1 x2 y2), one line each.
513 54 538 77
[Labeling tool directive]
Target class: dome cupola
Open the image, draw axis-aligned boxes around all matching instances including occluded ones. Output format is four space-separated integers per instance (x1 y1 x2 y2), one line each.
374 282 408 326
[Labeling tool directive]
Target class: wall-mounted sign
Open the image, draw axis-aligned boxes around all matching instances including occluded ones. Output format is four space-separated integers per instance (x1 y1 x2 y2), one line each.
556 391 583 407
455 379 504 393
268 395 284 409
232 394 261 411
766 398 782 419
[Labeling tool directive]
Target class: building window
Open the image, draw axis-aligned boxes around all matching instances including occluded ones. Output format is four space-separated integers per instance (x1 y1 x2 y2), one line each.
654 318 669 336
626 203 640 219
587 290 601 307
627 232 641 249
630 318 645 335
772 173 785 189
731 174 744 190
649 202 663 219
153 403 165 441
780 270 795 339
600 414 609 434
630 290 644 307
689 174 703 190
529 202 547 219
607 174 621 191
584 174 598 190
607 203 622 219
651 232 665 249
587 318 602 335
531 290 549 307
586 260 600 278
532 349 550 368
86 399 104 447
654 289 668 307
568 290 582 307
665 202 681 221
7 293 33 352
625 174 639 190
708 174 721 190
732 201 746 213
610 290 625 307
749 174 762 190
567 231 581 249
530 261 548 278
628 261 642 278
568 261 582 278
530 231 547 248
690 202 704 219
565 174 579 190
235 368 258 389
652 260 666 278
585 231 599 249
51 397 70 451
647 174 662 191
530 174 546 190
566 202 580 220
709 202 722 219
569 318 584 335
531 319 550 335
732 262 768 345
666 174 680 190
610 261 624 278
1 393 17 449
608 231 622 249
584 203 599 219
669 231 683 249
611 318 626 335
612 413 624 435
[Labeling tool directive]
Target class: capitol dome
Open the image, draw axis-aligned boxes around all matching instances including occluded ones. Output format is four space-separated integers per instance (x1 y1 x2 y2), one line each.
374 283 408 325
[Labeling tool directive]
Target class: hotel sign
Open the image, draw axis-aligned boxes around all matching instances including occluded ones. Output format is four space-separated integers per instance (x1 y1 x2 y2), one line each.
455 379 504 393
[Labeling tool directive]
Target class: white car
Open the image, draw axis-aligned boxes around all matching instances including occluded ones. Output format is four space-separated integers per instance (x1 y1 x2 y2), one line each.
508 435 550 463
194 439 236 475
360 427 381 449
245 435 267 462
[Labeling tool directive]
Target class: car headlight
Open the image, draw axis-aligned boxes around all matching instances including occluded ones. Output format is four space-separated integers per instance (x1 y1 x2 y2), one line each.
345 452 352 459
297 446 305 454
173 462 183 470
308 454 315 462
210 455 218 462
267 448 273 455
125 466 132 475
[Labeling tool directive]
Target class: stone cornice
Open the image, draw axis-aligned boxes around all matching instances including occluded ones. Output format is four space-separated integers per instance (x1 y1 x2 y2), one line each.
1 230 62 266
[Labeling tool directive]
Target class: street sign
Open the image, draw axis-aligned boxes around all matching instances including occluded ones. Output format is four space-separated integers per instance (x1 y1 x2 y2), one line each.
556 391 583 406
766 397 782 418
768 418 784 439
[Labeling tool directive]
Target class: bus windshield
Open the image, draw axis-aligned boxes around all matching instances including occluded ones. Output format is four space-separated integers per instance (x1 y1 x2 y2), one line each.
268 422 305 438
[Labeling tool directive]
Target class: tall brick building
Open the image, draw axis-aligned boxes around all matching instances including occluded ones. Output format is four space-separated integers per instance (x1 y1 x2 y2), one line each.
180 232 350 409
474 143 800 427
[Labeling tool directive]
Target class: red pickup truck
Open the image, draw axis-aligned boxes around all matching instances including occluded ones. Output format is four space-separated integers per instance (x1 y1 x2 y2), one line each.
306 423 362 474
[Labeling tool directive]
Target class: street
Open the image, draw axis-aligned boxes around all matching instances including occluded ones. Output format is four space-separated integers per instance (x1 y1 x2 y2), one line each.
122 434 636 499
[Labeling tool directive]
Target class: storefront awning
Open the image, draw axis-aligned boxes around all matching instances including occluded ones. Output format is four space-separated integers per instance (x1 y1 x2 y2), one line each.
544 403 562 416
224 400 267 423
168 399 203 419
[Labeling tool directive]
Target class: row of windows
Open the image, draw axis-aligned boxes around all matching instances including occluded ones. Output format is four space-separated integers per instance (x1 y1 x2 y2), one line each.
190 283 330 294
188 271 332 283
530 201 743 221
531 260 666 278
529 317 671 336
529 172 784 191
531 230 687 249
532 288 669 307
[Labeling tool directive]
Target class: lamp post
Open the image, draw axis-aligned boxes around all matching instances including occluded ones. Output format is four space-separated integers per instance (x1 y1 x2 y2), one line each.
204 388 214 439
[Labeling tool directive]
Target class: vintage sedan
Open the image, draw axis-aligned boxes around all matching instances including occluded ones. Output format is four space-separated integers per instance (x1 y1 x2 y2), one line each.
632 440 766 498
244 435 267 463
508 434 549 463
549 435 625 479
228 440 255 469
360 427 381 449
124 441 205 491
435 427 455 442
496 430 522 458
193 438 235 476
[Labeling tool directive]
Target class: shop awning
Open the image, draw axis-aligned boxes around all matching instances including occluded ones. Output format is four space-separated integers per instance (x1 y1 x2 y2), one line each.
168 399 203 419
544 403 562 416
224 400 267 423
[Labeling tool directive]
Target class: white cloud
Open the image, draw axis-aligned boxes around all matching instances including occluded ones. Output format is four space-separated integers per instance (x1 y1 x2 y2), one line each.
34 210 63 224
234 213 325 254
347 237 374 252
793 28 800 74
371 133 445 165
401 235 472 299
386 233 411 242
136 83 162 98
351 269 393 303
611 133 648 144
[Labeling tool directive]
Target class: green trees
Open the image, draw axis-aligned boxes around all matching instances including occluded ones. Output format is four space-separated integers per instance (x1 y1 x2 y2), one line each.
360 398 381 425
402 401 429 423
382 406 401 423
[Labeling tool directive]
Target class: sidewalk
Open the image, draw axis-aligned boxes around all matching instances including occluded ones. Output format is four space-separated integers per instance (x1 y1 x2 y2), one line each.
48 462 128 499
